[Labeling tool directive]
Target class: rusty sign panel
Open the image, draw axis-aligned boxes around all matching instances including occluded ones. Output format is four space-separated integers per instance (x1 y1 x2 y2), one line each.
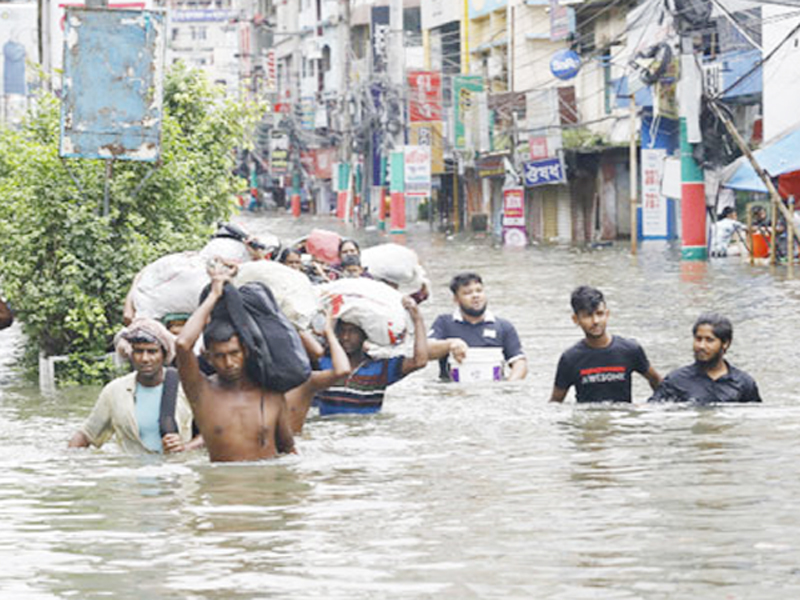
60 8 165 162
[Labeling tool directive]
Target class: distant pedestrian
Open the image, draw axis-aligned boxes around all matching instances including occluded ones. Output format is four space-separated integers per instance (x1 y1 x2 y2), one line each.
711 207 747 257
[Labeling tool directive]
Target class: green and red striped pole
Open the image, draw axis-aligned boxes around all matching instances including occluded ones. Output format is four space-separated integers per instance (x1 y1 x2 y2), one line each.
680 117 706 260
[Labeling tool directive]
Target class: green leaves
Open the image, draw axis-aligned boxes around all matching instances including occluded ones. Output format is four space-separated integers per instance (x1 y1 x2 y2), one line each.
0 64 264 384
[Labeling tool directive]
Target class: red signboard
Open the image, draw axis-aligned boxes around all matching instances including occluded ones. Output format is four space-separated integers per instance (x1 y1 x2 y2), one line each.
314 147 336 180
300 148 337 180
408 71 442 123
529 136 549 160
503 187 525 225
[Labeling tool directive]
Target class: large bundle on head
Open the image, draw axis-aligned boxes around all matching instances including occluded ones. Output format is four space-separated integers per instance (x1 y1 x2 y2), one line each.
320 278 407 347
208 282 311 393
234 260 324 331
361 243 429 293
200 237 252 264
131 252 210 320
304 229 341 264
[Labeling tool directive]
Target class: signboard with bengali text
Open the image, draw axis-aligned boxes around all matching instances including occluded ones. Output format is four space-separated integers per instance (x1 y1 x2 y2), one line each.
523 157 566 187
641 148 668 238
404 145 432 198
408 71 442 122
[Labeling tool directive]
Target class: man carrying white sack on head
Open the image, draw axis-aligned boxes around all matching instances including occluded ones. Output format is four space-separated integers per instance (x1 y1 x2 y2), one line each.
310 294 428 416
427 272 527 382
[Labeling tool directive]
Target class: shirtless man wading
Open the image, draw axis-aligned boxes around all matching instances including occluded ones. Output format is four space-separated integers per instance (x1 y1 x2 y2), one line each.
176 262 295 462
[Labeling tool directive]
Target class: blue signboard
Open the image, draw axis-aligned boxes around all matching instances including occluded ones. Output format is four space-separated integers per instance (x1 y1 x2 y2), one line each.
550 49 581 80
523 157 566 187
60 9 165 162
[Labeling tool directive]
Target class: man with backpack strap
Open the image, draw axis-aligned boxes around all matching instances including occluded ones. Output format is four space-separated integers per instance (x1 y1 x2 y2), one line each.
176 261 296 462
68 318 201 454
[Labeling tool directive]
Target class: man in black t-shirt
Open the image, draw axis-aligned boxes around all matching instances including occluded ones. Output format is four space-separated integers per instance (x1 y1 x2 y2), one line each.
428 272 527 381
648 312 761 404
549 286 662 403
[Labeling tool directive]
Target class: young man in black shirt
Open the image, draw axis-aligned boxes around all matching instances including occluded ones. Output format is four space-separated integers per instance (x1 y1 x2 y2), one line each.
549 286 662 403
428 272 527 381
648 313 761 404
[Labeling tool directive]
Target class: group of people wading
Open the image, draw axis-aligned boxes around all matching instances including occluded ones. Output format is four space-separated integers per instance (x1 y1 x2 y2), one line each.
67 234 761 464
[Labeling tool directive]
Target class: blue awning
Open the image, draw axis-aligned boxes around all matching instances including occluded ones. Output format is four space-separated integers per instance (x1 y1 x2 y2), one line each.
723 125 800 192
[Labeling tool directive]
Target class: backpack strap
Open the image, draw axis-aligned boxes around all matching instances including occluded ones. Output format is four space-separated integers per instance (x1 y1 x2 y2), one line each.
159 367 180 437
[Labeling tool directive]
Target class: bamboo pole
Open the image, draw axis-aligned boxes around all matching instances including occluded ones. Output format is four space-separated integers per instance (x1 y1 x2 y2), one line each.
709 100 797 278
630 95 638 255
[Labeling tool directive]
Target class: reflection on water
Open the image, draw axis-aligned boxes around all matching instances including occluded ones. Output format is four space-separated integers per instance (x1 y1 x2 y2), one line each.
2 216 800 598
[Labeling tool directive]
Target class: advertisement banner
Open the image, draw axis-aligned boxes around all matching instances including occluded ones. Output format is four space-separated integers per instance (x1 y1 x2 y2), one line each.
502 187 525 227
453 75 484 150
410 122 444 175
549 0 575 42
641 148 668 238
502 188 527 247
371 6 390 74
300 96 315 131
523 156 566 187
270 131 289 176
529 136 549 160
404 145 432 198
408 71 442 122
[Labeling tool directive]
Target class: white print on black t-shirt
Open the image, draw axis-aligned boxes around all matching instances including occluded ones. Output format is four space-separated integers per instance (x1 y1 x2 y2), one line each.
580 366 626 385
483 329 497 339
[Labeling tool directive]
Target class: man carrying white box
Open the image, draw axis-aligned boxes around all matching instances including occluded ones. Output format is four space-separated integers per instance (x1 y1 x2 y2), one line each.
427 272 527 382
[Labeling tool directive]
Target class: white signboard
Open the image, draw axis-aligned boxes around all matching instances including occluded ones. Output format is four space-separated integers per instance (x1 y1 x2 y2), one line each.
404 145 431 197
421 0 461 30
641 148 668 238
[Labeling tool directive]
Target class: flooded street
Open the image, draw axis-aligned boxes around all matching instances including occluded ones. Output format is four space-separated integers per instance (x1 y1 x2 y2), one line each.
2 214 800 599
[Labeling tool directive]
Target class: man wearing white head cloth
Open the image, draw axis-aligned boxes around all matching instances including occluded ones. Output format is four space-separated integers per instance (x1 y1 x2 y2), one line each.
68 318 202 454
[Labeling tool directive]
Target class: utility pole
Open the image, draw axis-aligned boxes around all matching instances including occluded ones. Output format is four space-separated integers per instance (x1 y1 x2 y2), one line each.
679 37 707 261
388 0 405 233
630 94 638 255
340 0 354 224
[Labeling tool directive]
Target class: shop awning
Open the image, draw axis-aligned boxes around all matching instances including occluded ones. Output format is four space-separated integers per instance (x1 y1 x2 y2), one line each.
723 124 800 192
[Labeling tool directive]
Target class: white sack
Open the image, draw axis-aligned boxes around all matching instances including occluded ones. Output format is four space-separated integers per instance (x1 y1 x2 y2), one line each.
235 260 324 331
320 278 408 347
361 243 429 293
200 237 252 264
131 252 209 320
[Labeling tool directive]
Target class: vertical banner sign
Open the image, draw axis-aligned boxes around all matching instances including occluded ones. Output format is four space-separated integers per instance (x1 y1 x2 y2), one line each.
371 6 390 74
404 145 432 198
453 75 484 150
269 130 289 176
641 148 668 238
60 8 165 161
408 71 442 122
370 7 390 212
549 0 575 42
502 187 528 247
410 122 444 174
265 49 277 90
389 150 406 233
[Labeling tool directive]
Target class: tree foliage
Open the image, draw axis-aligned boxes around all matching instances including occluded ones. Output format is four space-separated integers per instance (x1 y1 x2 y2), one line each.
0 64 261 384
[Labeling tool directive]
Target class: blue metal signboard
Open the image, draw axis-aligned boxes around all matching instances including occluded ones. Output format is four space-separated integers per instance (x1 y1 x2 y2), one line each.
523 157 566 187
60 8 166 162
550 49 581 80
